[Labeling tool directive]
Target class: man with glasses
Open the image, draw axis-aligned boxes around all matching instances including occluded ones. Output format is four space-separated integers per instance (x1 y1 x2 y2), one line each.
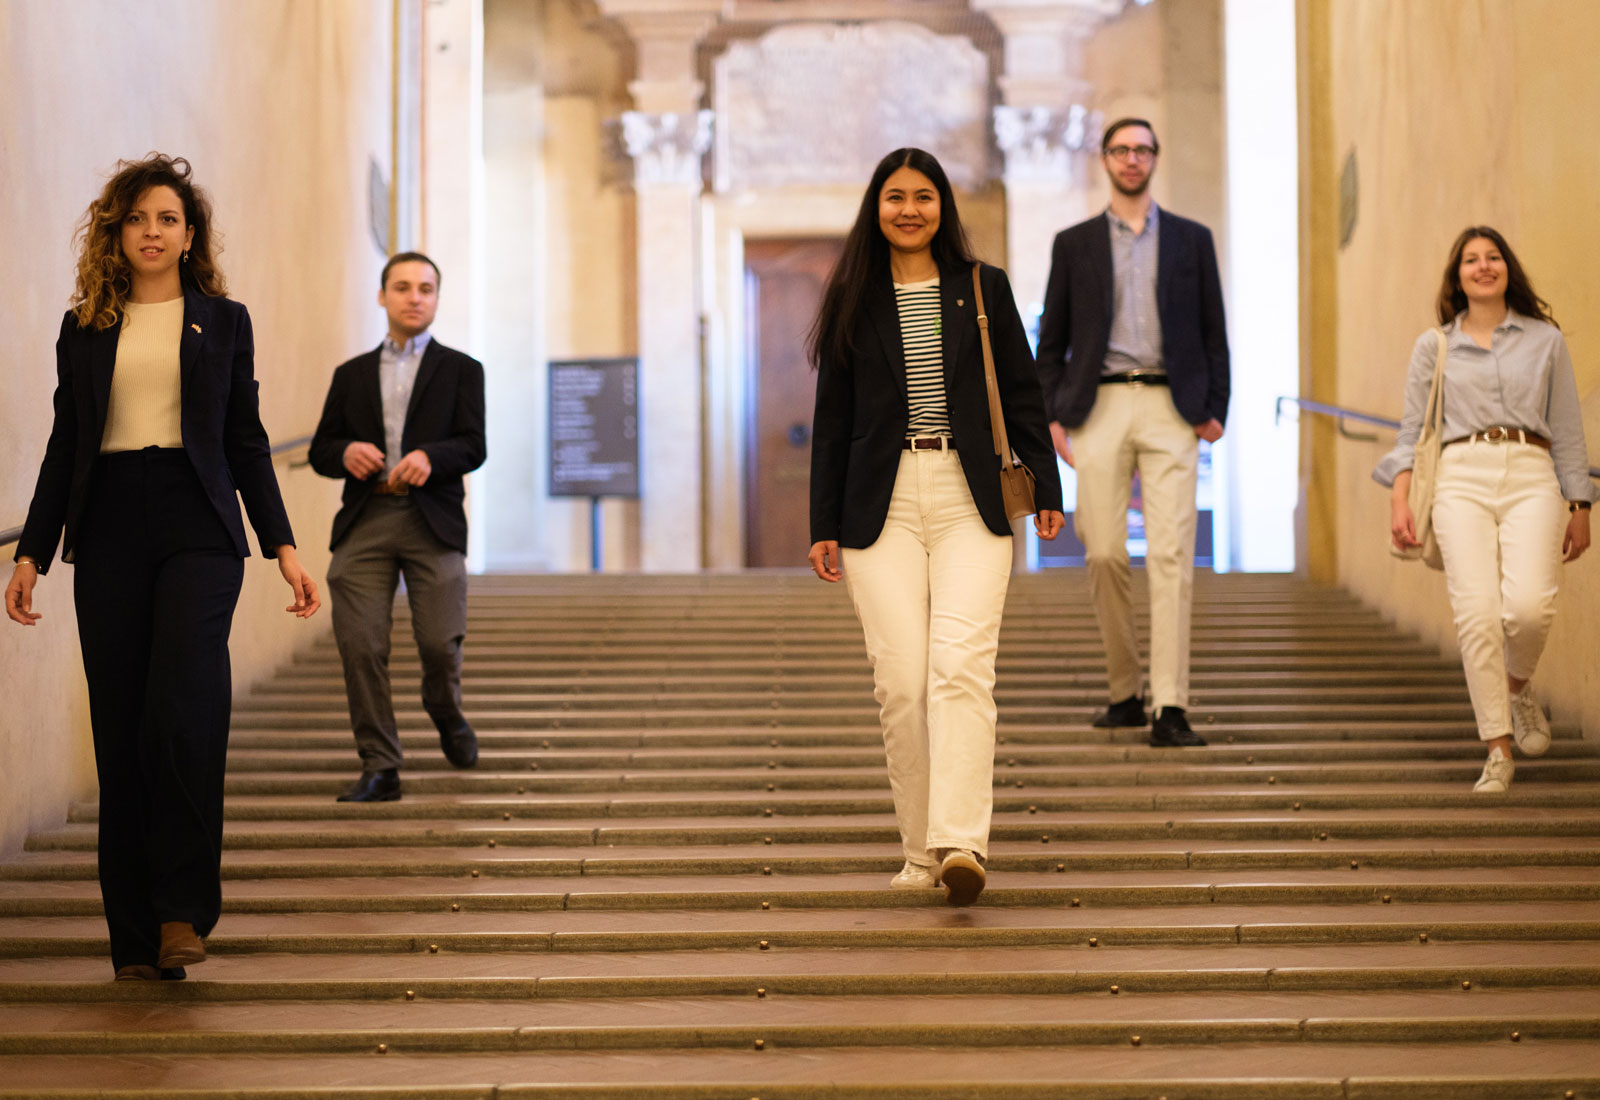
1035 118 1231 747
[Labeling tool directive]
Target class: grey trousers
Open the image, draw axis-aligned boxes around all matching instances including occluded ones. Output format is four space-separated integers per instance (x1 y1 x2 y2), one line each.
327 496 468 771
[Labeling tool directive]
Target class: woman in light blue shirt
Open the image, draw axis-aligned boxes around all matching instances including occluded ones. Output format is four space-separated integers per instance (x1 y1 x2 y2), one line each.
1376 226 1593 793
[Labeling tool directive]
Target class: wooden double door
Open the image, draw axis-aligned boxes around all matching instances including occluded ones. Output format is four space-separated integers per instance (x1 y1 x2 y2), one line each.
742 238 843 568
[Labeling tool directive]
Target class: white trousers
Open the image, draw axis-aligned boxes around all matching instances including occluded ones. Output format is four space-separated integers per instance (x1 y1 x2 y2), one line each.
1070 383 1200 710
842 449 1013 863
1431 441 1567 741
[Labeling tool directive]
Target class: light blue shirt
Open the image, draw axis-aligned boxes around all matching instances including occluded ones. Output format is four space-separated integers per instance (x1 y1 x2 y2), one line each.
1373 311 1597 502
379 332 431 476
1104 204 1163 375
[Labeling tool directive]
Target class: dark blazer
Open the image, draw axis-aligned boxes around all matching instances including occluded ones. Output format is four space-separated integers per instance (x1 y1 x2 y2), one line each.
810 261 1064 548
16 290 295 574
308 337 486 553
1035 209 1230 430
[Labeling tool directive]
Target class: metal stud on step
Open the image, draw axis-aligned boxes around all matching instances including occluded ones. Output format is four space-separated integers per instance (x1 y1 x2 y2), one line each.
756 988 767 997
764 837 773 845
529 763 539 771
503 812 511 820
761 901 770 910
1462 980 1472 990
1351 861 1359 870
1041 835 1050 843
754 1038 766 1050
1057 864 1066 873
1246 756 1254 764
405 990 415 1001
1016 781 1024 789
767 784 775 792
764 808 774 817
768 761 777 769
488 839 497 847
517 787 525 795
1029 806 1038 814
1419 932 1429 943
1130 1035 1141 1046
1292 802 1301 811
1382 895 1391 903
1089 937 1099 947
758 940 770 950
471 870 480 878
451 903 460 912
1267 776 1275 784
428 944 439 953
1110 985 1119 994
377 1043 388 1054
762 867 772 876
1071 898 1080 907
1510 1030 1520 1042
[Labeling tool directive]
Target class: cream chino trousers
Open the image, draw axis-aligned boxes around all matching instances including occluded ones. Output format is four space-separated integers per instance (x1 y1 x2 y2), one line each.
1431 441 1567 741
842 448 1013 864
1070 382 1200 711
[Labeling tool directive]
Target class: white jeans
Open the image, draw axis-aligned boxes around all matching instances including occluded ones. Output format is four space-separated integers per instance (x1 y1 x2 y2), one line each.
1070 383 1200 710
1431 440 1567 741
842 449 1013 863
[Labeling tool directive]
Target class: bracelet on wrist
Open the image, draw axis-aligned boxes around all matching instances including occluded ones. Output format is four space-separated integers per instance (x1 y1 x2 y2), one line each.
15 560 38 571
1572 501 1593 513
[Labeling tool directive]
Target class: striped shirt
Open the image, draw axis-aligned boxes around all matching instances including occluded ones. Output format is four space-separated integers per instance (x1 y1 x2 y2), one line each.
895 278 951 437
1104 204 1164 375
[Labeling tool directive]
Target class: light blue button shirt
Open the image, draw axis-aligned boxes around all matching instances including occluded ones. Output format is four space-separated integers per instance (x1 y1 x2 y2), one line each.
379 332 431 476
1373 311 1597 502
1104 204 1163 375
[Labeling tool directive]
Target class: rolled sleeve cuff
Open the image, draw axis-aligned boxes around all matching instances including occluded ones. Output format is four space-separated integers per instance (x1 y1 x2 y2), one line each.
1371 447 1414 489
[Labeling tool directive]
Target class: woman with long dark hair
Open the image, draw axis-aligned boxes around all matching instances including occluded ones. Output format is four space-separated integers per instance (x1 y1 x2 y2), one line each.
1377 226 1593 792
4 154 320 980
808 148 1065 905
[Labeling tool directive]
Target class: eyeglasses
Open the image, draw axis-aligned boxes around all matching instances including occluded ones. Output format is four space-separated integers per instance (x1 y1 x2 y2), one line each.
1105 144 1158 162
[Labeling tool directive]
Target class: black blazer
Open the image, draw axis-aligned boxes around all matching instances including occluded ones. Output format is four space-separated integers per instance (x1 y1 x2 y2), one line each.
16 291 295 574
810 262 1064 548
1035 209 1230 430
308 337 486 553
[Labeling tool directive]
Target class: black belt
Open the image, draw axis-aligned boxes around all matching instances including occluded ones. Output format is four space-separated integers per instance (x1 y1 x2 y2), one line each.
903 437 956 451
1099 372 1168 386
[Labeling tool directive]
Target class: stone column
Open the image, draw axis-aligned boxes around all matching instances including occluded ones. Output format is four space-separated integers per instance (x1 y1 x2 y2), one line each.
599 1 721 572
974 1 1114 323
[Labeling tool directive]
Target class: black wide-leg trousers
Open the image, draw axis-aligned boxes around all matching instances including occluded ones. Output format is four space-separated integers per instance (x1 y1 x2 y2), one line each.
71 448 244 973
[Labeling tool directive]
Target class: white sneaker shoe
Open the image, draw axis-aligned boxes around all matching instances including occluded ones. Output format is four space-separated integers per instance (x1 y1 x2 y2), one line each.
889 861 936 889
1473 751 1515 793
936 849 986 906
1509 686 1551 757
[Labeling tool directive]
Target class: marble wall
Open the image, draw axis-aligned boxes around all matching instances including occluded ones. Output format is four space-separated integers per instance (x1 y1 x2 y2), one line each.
0 0 394 853
1305 0 1600 734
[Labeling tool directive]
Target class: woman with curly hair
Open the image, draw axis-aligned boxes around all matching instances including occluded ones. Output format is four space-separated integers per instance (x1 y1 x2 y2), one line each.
3 154 320 980
1376 226 1594 793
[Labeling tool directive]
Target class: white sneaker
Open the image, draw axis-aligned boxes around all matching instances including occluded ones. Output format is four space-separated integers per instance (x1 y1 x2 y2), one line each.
889 861 936 889
1473 751 1515 793
936 849 986 906
1509 686 1551 757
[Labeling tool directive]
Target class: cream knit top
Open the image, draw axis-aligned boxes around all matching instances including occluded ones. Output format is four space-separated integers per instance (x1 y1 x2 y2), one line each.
100 298 185 453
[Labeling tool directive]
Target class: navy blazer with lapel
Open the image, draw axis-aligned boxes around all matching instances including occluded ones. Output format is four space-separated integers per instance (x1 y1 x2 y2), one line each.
809 261 1064 549
308 337 487 553
1034 208 1230 430
16 290 295 574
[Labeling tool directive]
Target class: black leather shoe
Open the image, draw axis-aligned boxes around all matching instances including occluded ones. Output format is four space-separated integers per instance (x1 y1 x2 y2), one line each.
336 768 402 802
1092 694 1148 728
433 716 479 769
1149 707 1207 747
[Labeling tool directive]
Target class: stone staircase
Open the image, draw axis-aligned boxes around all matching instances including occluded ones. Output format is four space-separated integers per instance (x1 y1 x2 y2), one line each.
1 571 1598 1099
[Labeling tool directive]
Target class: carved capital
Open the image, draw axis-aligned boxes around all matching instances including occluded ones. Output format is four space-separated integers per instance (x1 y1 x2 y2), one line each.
622 109 714 187
993 103 1102 184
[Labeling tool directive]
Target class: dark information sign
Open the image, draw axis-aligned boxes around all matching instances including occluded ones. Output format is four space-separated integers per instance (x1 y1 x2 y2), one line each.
548 357 640 498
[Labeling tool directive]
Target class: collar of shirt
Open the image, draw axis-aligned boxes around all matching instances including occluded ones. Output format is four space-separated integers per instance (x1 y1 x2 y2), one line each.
1446 309 1525 349
383 331 433 359
1107 202 1159 237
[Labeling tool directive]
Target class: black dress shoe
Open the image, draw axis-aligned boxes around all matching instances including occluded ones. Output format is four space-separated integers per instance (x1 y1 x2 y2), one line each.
1149 706 1207 747
336 768 402 802
433 716 479 769
1092 694 1148 728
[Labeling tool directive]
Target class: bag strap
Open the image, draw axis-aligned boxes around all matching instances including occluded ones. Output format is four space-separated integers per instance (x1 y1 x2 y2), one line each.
972 264 1014 471
1423 328 1447 433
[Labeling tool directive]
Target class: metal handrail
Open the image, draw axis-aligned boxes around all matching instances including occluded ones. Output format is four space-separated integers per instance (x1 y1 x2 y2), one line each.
1276 395 1600 480
1 433 317 551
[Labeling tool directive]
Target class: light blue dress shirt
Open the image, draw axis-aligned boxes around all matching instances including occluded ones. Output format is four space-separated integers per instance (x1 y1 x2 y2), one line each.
380 332 432 476
1104 204 1163 375
1373 311 1597 502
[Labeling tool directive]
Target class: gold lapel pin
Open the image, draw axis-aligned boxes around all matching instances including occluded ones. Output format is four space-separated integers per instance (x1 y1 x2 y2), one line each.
956 299 964 307
190 323 202 334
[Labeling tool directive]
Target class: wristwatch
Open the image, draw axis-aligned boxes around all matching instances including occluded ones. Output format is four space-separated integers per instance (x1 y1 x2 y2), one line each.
1571 501 1593 512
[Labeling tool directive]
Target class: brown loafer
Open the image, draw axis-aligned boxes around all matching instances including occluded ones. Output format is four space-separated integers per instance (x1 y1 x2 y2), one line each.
158 921 206 968
114 964 161 981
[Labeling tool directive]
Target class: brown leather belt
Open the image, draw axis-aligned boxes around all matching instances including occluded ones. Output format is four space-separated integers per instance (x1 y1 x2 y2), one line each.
903 437 956 451
369 481 411 496
1446 427 1551 451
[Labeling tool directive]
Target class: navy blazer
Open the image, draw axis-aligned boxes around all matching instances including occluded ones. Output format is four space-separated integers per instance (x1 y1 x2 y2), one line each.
810 262 1064 548
1035 209 1230 430
16 290 295 574
308 338 486 553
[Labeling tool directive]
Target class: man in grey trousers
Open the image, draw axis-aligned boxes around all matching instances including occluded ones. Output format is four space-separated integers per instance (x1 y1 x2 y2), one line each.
309 252 487 802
